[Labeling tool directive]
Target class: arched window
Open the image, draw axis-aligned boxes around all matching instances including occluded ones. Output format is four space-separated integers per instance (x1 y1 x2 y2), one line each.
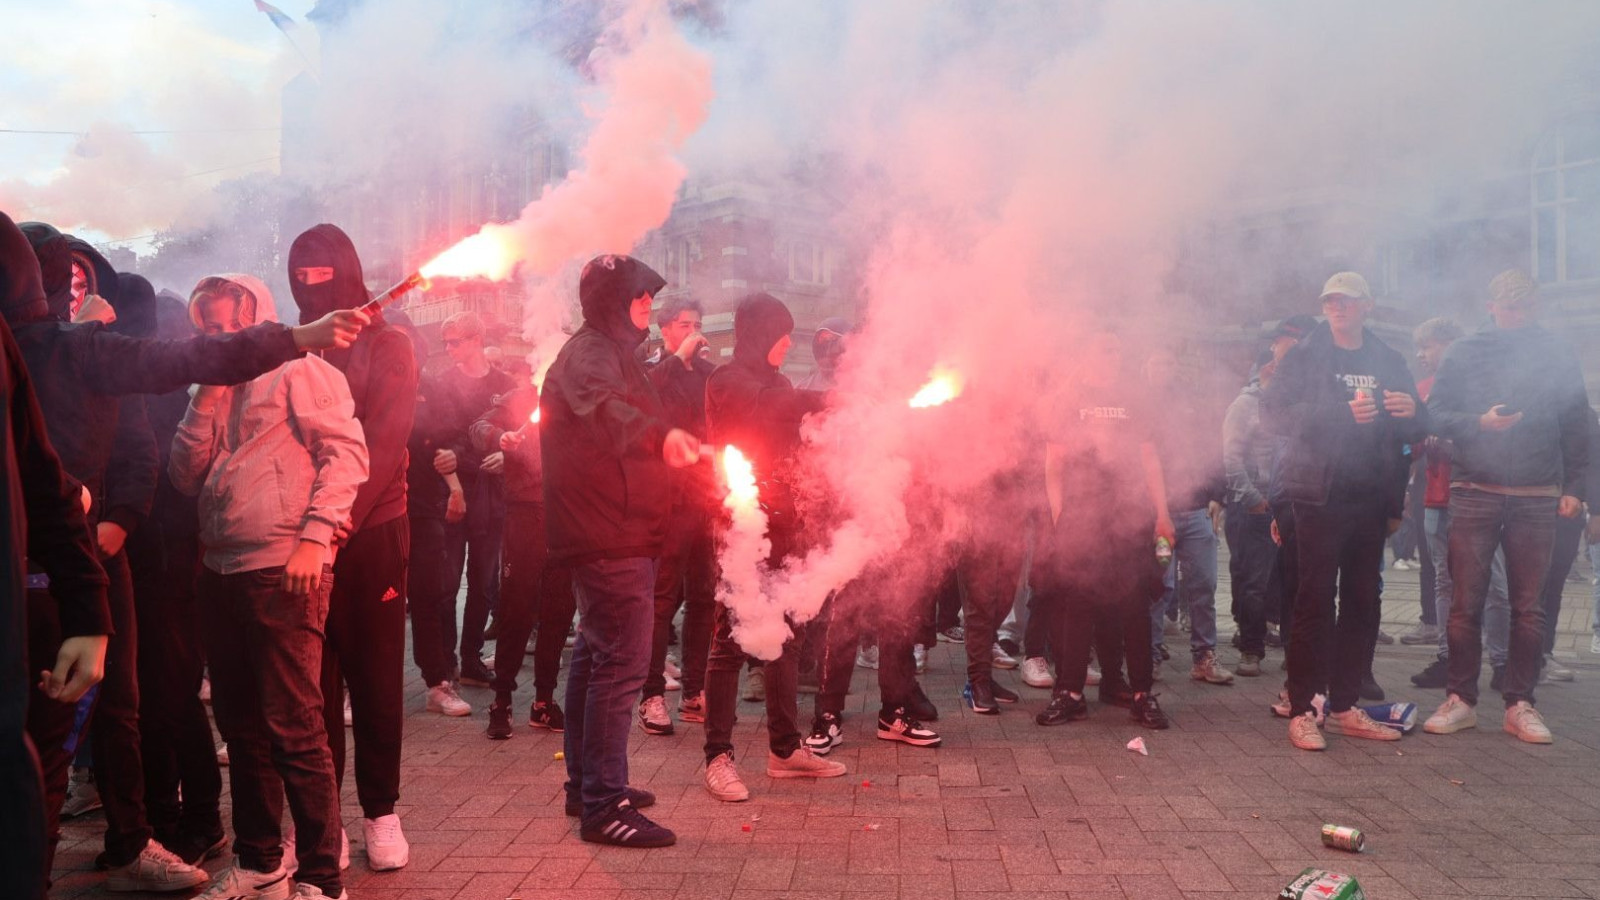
1532 116 1600 283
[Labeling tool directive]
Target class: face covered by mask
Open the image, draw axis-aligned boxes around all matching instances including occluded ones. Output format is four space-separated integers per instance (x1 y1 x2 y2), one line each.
288 223 370 324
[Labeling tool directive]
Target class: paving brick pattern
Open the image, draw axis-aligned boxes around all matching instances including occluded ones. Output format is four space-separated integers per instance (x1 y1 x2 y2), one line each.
51 563 1600 899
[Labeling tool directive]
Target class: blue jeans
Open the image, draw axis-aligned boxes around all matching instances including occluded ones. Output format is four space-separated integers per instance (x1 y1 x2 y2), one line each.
1590 540 1600 640
1151 508 1219 662
1223 503 1274 656
564 558 656 821
1445 488 1556 707
1425 506 1508 663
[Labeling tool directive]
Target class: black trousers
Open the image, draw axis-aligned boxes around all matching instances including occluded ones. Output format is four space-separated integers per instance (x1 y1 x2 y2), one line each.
450 513 504 668
129 532 220 844
19 587 77 899
491 503 574 702
1285 497 1386 716
644 502 716 700
814 581 916 719
1224 504 1274 657
704 603 800 761
92 550 155 866
959 540 1026 685
320 516 408 820
1539 512 1584 655
1040 525 1160 696
407 516 457 687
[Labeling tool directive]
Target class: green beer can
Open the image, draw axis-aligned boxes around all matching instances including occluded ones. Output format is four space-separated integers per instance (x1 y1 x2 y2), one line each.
1320 823 1365 852
1279 868 1366 900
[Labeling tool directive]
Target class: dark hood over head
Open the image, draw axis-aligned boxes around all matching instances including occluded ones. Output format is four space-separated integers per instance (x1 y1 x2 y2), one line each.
19 221 72 321
813 315 851 369
0 211 49 323
288 223 369 322
154 289 194 340
732 292 795 367
578 254 665 347
111 273 158 338
66 235 118 307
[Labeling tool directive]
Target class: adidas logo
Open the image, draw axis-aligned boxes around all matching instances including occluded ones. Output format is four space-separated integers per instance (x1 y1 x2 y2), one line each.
380 587 399 602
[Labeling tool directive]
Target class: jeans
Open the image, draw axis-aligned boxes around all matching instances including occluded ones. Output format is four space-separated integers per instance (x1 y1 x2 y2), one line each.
958 537 1027 684
1151 508 1220 662
644 503 716 700
1425 506 1508 662
1285 497 1387 716
408 516 458 687
91 551 155 866
198 565 342 896
1445 487 1556 708
321 516 408 820
1589 540 1600 640
491 503 575 702
996 526 1035 648
1539 512 1585 654
450 515 504 669
564 558 655 821
704 602 801 761
1224 503 1274 657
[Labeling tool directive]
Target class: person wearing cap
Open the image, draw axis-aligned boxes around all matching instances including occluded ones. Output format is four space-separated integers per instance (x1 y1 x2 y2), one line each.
1421 270 1590 744
540 254 700 848
1262 271 1425 752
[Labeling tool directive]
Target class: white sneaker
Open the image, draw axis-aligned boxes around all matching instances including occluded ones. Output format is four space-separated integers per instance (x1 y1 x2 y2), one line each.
664 671 682 691
105 838 210 892
290 886 348 900
855 644 879 670
340 828 350 871
61 766 102 818
1288 711 1326 751
664 654 683 679
342 695 353 728
1423 693 1477 734
767 746 847 779
913 644 928 674
638 695 674 735
1542 654 1575 683
991 643 1019 670
705 751 750 802
1021 657 1054 688
1326 707 1401 741
1085 662 1102 687
426 683 472 717
1504 700 1553 744
194 862 289 900
363 813 410 870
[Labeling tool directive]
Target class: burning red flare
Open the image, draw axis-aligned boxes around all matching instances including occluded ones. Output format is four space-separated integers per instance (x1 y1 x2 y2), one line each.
529 406 541 425
419 228 520 281
722 446 759 510
909 367 964 408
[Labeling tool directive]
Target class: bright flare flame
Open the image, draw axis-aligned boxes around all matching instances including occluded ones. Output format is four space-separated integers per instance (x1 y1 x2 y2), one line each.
529 406 541 425
418 229 521 281
722 446 759 510
908 367 965 408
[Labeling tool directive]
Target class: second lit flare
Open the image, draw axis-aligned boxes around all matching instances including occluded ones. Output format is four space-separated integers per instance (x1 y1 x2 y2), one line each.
722 446 759 510
909 367 964 408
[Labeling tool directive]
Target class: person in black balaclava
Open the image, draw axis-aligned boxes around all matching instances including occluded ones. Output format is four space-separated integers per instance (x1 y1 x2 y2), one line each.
700 292 852 803
0 211 111 900
9 217 366 893
797 316 850 392
540 254 700 849
114 279 224 865
288 223 418 871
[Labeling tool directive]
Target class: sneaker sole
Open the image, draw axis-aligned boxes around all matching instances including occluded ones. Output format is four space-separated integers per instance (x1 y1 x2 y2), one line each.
967 704 1000 716
639 721 675 736
805 736 842 755
1423 717 1478 735
1326 724 1401 741
427 703 473 717
104 871 211 893
367 850 410 871
458 678 493 687
580 830 677 848
877 729 941 747
487 728 513 740
1506 726 1554 744
767 766 847 779
679 712 707 723
706 785 752 802
1022 678 1054 689
1290 737 1327 751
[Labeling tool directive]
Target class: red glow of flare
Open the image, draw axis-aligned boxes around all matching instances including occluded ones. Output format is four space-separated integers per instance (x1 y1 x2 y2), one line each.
418 229 520 281
529 407 541 425
722 446 759 510
909 367 964 408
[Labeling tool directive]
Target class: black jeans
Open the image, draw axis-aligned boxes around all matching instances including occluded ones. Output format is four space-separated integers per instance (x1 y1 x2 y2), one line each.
1539 512 1585 655
644 503 716 700
450 513 504 668
92 551 155 866
1040 528 1159 696
1224 503 1274 657
129 534 220 845
959 539 1026 685
1446 487 1557 707
704 601 801 762
407 516 457 687
1285 497 1386 716
1272 502 1298 632
491 503 574 702
198 564 342 896
321 516 408 820
814 582 915 719
21 587 79 897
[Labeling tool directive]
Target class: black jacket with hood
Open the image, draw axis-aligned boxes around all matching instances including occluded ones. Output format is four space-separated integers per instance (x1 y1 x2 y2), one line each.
540 255 673 563
0 212 109 642
10 222 306 508
289 224 418 533
471 386 542 506
1426 322 1590 498
99 273 160 538
1261 322 1426 515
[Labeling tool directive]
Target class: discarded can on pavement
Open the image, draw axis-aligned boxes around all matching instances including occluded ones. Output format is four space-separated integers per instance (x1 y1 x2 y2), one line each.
1279 868 1366 900
1320 824 1365 852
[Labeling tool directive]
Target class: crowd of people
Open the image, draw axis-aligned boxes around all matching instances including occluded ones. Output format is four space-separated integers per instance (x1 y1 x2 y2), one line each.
0 209 1593 899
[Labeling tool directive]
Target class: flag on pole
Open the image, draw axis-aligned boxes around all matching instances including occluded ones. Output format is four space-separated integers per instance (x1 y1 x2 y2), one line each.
254 0 296 35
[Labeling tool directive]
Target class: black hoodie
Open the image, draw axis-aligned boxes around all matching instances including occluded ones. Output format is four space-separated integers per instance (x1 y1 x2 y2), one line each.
0 212 109 645
288 224 418 532
540 255 672 563
8 221 306 507
98 273 160 538
705 292 825 528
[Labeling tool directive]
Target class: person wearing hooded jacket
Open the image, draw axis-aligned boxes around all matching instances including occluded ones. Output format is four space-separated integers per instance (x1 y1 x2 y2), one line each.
171 273 368 900
10 220 364 892
700 292 847 804
0 210 111 900
288 223 418 871
540 254 700 848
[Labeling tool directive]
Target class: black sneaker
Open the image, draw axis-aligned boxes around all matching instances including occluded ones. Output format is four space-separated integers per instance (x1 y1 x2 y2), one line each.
579 799 676 848
1131 693 1171 730
877 708 942 747
529 700 565 733
566 787 656 817
1490 665 1505 692
1411 657 1449 689
167 830 226 866
805 712 843 755
460 659 495 687
990 680 1020 704
965 680 1000 716
998 638 1022 658
1036 691 1089 726
1358 673 1385 702
1265 626 1283 648
907 683 938 722
487 698 513 740
1098 680 1135 709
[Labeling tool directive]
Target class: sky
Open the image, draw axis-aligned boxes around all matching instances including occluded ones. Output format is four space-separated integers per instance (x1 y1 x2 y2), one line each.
0 0 314 245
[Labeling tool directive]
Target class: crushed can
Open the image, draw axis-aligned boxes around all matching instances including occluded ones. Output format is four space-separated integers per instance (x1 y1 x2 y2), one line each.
1321 823 1365 852
1279 868 1366 900
1359 701 1417 734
